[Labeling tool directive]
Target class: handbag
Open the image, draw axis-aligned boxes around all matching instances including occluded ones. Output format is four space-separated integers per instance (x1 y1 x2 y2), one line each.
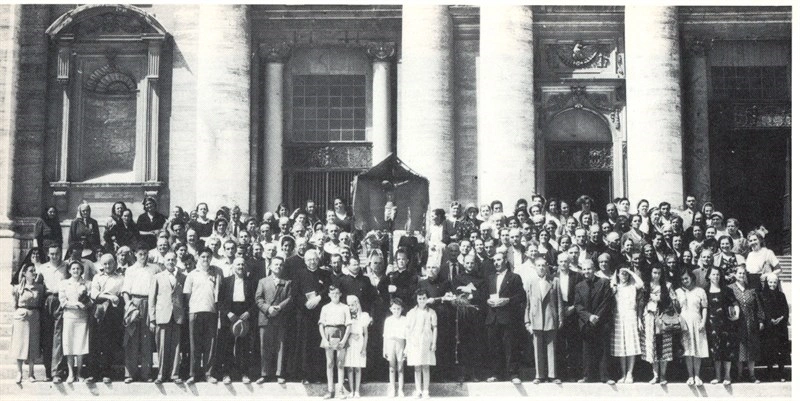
656 311 686 334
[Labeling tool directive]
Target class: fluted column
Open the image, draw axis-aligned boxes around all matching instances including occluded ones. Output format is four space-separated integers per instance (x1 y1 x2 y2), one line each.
367 42 395 165
260 43 290 214
195 4 251 211
684 38 711 203
399 5 454 210
478 6 535 208
625 6 684 207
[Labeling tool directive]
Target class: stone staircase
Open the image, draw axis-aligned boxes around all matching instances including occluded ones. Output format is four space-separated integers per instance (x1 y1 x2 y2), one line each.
777 255 792 282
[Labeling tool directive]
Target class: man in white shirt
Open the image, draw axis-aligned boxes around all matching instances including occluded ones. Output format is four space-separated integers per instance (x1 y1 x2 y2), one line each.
149 252 186 384
216 239 237 277
39 244 68 382
121 245 161 382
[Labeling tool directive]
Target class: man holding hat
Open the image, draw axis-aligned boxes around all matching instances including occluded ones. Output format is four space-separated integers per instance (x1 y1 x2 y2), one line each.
121 244 160 383
217 257 257 384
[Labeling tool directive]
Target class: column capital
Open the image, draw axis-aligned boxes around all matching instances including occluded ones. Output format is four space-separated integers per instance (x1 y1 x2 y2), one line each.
684 37 712 57
366 41 396 62
259 42 292 63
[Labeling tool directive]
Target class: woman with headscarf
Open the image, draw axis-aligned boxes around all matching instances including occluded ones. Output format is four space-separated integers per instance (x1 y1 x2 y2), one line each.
10 248 43 286
68 203 101 256
105 202 128 231
137 197 167 250
35 206 62 251
701 202 715 228
760 273 789 382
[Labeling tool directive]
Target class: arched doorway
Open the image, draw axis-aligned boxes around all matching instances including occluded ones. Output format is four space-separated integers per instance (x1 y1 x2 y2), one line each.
544 107 613 207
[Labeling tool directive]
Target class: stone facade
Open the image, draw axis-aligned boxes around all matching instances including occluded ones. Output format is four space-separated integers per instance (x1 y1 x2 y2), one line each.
0 5 792 285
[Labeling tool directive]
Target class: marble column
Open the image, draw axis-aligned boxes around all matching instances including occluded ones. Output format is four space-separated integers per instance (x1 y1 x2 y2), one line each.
367 42 395 166
399 5 455 210
261 43 290 215
0 4 21 303
684 38 711 204
625 6 684 207
477 5 535 208
195 4 251 212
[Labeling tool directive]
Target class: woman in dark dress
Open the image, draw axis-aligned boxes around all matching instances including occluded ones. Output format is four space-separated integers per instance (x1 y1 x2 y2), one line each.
103 209 139 252
34 206 62 250
760 273 789 382
136 196 167 250
705 265 738 385
730 265 765 383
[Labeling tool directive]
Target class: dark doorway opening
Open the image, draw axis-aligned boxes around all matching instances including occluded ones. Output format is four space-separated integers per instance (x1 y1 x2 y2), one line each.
545 170 612 211
709 125 790 252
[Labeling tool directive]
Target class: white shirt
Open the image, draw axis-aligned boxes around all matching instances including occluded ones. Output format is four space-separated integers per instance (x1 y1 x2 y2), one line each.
559 270 570 302
233 275 245 302
495 268 507 294
538 276 548 296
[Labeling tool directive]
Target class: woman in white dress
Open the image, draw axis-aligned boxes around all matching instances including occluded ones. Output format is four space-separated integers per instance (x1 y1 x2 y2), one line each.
60 261 91 383
612 268 644 383
674 268 708 386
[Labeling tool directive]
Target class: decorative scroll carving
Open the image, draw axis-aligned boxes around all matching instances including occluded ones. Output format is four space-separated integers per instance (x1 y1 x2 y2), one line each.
547 41 611 70
261 42 292 63
84 64 137 94
285 145 372 169
544 86 615 112
366 42 396 62
733 103 791 128
76 12 149 37
545 143 613 171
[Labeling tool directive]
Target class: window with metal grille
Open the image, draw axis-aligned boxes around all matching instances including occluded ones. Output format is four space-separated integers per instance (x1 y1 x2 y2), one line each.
710 66 789 100
291 74 367 142
283 170 359 213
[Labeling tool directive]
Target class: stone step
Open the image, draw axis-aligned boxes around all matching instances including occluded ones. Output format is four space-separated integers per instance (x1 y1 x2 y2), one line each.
0 379 792 399
777 255 791 281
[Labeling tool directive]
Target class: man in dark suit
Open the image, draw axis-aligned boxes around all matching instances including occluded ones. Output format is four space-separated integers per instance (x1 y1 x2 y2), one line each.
438 243 464 283
484 251 526 384
553 252 583 381
148 251 186 384
217 257 257 383
254 256 293 384
574 259 614 384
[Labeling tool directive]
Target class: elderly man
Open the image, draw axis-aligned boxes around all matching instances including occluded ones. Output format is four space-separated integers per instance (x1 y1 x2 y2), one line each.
217 257 257 384
452 253 486 382
293 249 331 384
574 259 614 384
524 257 561 384
255 257 293 384
149 251 186 384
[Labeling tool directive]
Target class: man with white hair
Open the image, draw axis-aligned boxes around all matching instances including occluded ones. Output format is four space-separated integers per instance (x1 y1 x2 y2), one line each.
293 249 332 383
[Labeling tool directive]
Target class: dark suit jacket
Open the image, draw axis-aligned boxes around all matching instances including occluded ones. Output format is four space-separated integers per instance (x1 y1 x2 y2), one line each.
255 276 293 326
218 275 258 327
246 258 268 282
574 276 613 336
438 259 464 283
484 268 526 326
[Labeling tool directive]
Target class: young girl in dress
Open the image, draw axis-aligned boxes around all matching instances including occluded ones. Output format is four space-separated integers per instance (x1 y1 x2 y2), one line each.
344 295 371 398
406 289 437 399
318 285 352 399
383 298 407 397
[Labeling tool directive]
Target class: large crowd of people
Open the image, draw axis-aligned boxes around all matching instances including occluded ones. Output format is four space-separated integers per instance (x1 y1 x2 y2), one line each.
8 193 790 398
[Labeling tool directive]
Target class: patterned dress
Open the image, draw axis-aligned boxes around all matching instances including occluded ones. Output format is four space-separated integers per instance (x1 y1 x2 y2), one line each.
705 286 738 362
730 283 765 362
677 286 708 358
612 284 642 357
640 283 673 363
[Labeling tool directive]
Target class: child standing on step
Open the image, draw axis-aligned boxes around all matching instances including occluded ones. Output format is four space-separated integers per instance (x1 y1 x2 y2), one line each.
405 289 437 399
319 285 351 399
343 295 370 398
383 298 407 397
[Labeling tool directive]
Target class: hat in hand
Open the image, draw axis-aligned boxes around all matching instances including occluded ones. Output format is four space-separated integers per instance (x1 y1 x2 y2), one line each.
232 319 250 338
